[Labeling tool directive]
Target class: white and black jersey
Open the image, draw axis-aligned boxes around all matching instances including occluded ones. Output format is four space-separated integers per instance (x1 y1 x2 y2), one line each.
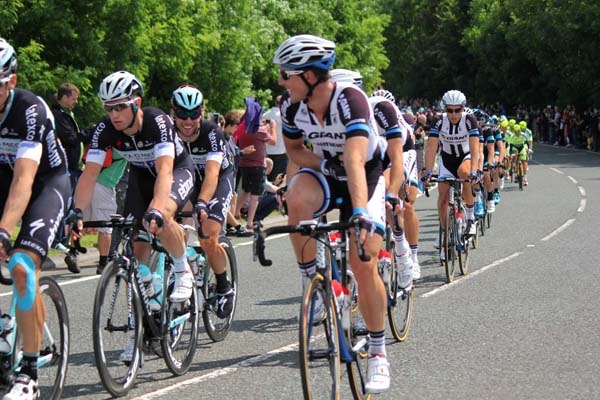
87 107 190 173
0 88 68 175
179 119 234 179
429 112 480 159
281 82 380 164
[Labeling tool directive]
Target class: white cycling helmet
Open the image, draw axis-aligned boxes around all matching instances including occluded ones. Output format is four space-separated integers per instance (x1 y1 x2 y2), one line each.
329 69 363 88
441 89 467 107
98 71 144 104
171 85 204 110
0 38 17 83
371 89 395 104
273 34 336 70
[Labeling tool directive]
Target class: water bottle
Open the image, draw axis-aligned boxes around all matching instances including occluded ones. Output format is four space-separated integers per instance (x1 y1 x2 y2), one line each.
331 280 350 331
377 249 392 285
139 264 154 298
0 314 15 354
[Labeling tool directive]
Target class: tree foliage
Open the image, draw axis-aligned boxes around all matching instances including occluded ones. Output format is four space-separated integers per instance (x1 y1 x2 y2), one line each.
0 0 598 126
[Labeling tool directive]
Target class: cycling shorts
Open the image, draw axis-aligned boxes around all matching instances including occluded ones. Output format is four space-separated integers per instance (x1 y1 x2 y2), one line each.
189 168 235 226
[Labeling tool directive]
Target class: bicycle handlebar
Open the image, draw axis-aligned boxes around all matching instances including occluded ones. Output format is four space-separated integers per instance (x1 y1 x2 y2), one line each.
175 211 209 239
253 219 371 267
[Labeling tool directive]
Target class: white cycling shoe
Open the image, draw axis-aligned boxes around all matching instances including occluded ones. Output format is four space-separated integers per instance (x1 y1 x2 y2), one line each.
365 355 391 394
2 374 39 400
169 271 194 302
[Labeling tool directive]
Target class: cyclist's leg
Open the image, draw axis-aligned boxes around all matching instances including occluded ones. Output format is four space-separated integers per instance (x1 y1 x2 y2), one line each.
286 168 327 283
458 157 476 232
404 185 420 276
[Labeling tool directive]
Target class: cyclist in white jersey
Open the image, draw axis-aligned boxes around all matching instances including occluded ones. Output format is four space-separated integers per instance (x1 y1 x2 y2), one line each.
329 70 416 285
422 90 480 261
274 34 391 394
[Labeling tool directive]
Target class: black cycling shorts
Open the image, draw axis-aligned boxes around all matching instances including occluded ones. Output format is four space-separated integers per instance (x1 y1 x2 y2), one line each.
190 168 235 226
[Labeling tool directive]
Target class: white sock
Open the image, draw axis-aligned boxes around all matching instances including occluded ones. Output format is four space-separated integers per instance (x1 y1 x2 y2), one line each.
172 254 190 273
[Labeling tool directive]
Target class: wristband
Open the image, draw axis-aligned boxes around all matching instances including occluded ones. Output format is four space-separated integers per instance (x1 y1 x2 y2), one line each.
352 207 368 216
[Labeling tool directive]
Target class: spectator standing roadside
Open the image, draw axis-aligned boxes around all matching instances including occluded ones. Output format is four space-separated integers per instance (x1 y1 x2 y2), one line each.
264 95 288 181
234 98 276 234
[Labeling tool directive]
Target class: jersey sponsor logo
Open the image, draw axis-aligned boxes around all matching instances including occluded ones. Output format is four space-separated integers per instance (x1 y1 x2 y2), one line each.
0 137 20 154
91 122 105 149
209 130 219 152
307 131 345 140
373 107 390 129
177 171 194 200
46 130 63 168
25 104 39 141
19 239 47 258
338 92 352 121
155 114 170 142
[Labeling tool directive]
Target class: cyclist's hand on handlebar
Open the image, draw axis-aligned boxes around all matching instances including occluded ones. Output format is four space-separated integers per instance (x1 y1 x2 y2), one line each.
385 194 403 214
469 170 479 183
143 209 164 235
349 209 376 245
420 169 432 183
66 208 84 240
0 228 11 262
194 200 209 223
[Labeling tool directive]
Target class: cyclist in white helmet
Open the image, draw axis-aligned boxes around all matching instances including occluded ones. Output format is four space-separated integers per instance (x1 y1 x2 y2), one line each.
274 35 391 394
72 71 196 360
422 90 480 262
0 38 71 400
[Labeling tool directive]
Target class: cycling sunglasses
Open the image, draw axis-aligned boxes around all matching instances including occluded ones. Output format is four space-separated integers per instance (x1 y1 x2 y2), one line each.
446 107 463 114
174 108 202 120
103 100 134 113
280 69 305 81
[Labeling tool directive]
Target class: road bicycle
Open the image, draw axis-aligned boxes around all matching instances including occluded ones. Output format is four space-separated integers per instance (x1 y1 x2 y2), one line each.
87 214 199 397
255 217 385 400
427 176 471 282
0 262 69 399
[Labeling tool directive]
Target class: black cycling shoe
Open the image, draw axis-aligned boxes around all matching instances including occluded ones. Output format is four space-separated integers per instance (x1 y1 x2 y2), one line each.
64 250 80 274
215 288 235 319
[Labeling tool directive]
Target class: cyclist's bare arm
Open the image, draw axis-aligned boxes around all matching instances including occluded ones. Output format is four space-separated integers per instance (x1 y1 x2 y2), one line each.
343 135 369 210
468 136 479 173
424 135 439 173
149 154 175 213
0 157 39 233
284 135 321 170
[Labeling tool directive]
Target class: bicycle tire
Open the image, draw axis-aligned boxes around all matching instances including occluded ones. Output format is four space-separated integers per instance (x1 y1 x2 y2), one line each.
445 207 457 283
518 162 524 190
299 273 341 400
459 219 470 276
486 211 492 229
387 249 414 342
162 264 199 375
202 235 238 342
13 277 70 400
93 261 143 397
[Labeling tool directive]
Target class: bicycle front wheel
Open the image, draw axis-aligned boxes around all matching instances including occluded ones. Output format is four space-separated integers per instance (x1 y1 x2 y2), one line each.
202 235 238 342
458 223 470 276
14 277 70 400
162 265 199 375
93 261 143 397
346 281 372 400
445 207 457 283
299 273 341 400
387 250 414 341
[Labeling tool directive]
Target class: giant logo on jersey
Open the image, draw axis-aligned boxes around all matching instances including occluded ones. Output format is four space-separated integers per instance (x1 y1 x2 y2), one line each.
338 93 352 121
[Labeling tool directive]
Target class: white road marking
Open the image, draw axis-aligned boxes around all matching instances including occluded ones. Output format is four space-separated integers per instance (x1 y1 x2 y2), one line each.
568 176 578 184
541 219 576 241
578 198 587 213
131 341 300 399
578 185 586 197
550 168 564 175
419 252 522 298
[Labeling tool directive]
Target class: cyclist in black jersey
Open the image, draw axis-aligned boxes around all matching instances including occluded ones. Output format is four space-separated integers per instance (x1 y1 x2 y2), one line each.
0 38 71 400
170 84 236 318
274 34 391 394
72 71 196 310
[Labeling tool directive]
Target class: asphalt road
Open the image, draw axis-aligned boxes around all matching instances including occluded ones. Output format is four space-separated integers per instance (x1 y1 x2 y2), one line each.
2 143 598 399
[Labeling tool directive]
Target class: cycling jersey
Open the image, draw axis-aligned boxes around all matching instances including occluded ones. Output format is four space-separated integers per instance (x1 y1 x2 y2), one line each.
87 107 189 174
179 119 234 179
281 82 380 165
0 88 68 174
430 112 480 178
0 88 70 259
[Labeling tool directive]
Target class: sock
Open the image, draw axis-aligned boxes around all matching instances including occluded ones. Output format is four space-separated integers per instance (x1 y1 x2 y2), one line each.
410 244 418 259
393 230 409 255
368 330 386 357
172 253 189 273
465 204 475 221
99 255 108 267
299 259 317 289
215 271 231 293
21 352 39 380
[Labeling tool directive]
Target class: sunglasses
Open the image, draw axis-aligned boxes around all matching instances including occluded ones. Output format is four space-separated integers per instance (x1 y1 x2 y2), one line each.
174 108 202 120
280 69 305 81
103 101 134 113
446 107 463 114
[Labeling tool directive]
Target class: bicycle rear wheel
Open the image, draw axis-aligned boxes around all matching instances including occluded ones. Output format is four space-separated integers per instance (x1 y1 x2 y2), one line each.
445 207 457 283
12 277 70 400
201 235 238 342
387 247 413 342
162 264 199 376
299 273 341 400
93 261 143 397
458 222 470 276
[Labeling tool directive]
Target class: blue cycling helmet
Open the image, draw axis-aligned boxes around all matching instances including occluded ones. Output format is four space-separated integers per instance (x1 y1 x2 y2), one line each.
273 34 336 70
171 85 204 110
